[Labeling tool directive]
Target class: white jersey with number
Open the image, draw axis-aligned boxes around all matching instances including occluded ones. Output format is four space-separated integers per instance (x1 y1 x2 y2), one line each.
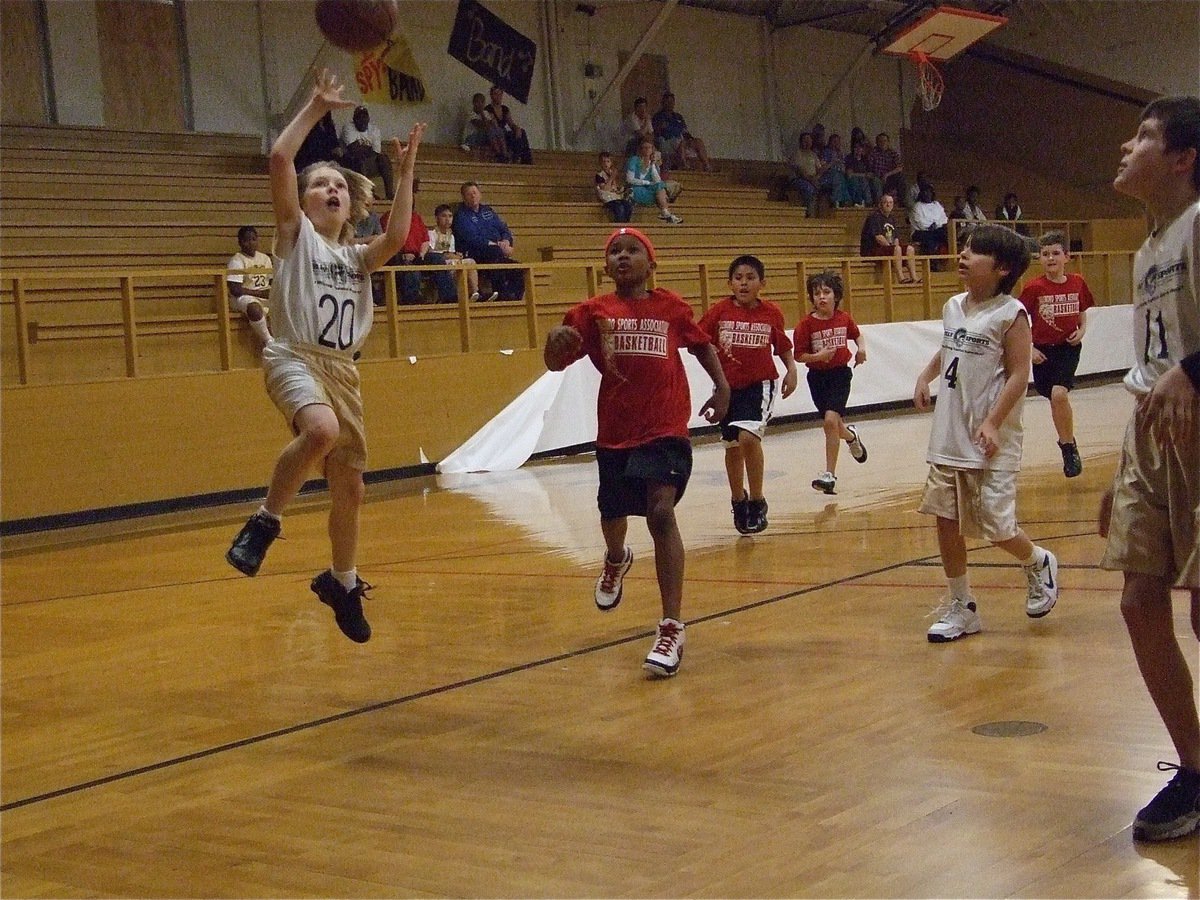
226 251 273 292
1125 200 1200 395
269 215 372 357
927 292 1028 472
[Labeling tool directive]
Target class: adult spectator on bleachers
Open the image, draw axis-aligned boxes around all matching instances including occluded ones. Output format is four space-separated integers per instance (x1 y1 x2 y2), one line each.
996 191 1029 235
859 192 919 284
226 225 273 345
909 184 950 268
596 151 633 223
387 178 457 304
844 139 879 207
461 91 506 160
785 131 820 216
819 132 851 209
626 138 684 224
452 181 525 301
354 207 385 305
870 132 906 203
340 105 394 199
652 92 713 172
484 85 533 165
294 111 342 172
810 123 828 157
962 185 988 222
622 96 657 157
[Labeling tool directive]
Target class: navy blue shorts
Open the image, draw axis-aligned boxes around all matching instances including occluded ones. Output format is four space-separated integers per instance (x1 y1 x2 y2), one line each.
596 437 692 519
807 366 852 416
1032 343 1082 397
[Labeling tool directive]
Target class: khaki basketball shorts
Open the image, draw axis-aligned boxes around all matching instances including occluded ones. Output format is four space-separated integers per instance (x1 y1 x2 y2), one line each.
918 464 1019 542
262 341 367 471
1101 405 1199 588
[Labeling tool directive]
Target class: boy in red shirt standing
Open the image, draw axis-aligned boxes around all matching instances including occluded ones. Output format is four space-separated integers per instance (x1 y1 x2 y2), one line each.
544 228 730 677
699 255 797 534
794 271 869 494
1018 230 1095 477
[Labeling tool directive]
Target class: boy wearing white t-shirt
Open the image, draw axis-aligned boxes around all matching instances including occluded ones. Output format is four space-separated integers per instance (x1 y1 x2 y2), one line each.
913 223 1059 643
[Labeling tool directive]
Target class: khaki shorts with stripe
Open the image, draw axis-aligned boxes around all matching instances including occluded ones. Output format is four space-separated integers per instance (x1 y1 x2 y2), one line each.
262 341 367 471
918 464 1019 542
1101 405 1199 588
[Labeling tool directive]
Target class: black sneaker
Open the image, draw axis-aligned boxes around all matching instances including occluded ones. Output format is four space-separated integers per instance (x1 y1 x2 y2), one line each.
311 571 372 643
747 498 769 533
226 512 281 576
1133 762 1200 841
1059 440 1083 478
732 494 751 534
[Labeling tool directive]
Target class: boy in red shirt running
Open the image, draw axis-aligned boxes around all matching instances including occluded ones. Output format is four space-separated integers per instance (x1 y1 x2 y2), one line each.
543 227 730 677
793 271 868 494
699 255 797 534
1018 230 1095 477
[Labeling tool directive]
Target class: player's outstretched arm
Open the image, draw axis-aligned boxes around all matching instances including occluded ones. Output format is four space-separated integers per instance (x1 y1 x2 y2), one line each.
544 325 583 371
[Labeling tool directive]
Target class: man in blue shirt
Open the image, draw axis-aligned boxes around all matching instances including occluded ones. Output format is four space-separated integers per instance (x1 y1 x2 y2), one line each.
452 181 525 301
651 92 712 172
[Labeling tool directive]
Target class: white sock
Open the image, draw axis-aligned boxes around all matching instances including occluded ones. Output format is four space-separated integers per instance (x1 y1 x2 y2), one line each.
948 574 970 600
1022 548 1042 568
257 505 280 523
332 567 358 591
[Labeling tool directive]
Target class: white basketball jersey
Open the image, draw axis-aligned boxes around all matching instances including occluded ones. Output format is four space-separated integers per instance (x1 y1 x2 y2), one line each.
927 292 1028 471
269 216 373 357
1125 201 1200 395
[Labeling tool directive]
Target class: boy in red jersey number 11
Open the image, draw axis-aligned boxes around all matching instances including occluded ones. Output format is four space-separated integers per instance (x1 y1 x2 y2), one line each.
544 227 729 677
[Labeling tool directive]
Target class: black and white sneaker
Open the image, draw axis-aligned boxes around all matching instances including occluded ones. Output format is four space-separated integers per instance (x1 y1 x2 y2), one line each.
311 571 372 643
846 425 868 463
811 471 837 495
594 546 633 611
1059 440 1083 478
747 498 769 533
1133 762 1200 842
226 512 281 576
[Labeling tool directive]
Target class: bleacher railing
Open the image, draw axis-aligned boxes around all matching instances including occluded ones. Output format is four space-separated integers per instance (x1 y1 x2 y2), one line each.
0 249 1136 387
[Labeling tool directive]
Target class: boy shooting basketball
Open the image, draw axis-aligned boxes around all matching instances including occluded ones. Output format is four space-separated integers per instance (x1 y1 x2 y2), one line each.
1102 95 1200 842
543 227 729 677
225 69 424 644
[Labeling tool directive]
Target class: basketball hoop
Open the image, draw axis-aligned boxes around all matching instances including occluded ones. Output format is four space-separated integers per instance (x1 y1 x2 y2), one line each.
911 50 944 111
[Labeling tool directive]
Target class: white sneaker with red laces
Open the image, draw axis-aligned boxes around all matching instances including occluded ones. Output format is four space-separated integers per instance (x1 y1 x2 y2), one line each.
643 618 685 677
594 546 633 611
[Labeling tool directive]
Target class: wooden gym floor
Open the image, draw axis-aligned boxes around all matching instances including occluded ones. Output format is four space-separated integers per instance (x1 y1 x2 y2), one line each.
2 382 1197 898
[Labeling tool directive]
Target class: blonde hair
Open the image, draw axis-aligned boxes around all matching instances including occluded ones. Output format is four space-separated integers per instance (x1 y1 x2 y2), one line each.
297 161 376 245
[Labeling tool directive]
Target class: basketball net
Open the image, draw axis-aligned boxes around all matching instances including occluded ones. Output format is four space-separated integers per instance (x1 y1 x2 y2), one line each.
910 50 944 111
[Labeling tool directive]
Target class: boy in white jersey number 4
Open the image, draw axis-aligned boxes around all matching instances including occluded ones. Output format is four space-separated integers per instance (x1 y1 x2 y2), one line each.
1102 96 1200 843
913 223 1059 643
225 70 425 644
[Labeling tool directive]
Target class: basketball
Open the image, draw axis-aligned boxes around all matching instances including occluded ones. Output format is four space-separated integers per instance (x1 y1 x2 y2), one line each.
315 0 398 52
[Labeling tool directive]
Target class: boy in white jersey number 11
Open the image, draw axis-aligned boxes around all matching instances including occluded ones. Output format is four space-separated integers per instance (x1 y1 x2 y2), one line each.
913 223 1059 644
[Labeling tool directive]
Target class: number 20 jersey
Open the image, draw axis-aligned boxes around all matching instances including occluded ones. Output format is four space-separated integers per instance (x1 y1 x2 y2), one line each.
927 292 1028 472
269 215 373 357
1126 201 1200 396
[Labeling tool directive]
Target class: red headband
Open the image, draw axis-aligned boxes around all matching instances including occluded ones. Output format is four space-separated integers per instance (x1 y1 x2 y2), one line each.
605 227 657 263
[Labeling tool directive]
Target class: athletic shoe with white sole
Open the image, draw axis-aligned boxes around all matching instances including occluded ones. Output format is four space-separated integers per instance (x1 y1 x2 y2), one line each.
1133 762 1200 842
643 618 685 677
927 596 981 642
594 546 633 611
1024 548 1059 618
845 425 868 463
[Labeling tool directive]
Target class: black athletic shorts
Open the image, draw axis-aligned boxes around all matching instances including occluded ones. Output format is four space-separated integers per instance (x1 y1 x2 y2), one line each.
595 437 693 519
1032 342 1082 398
720 380 775 443
806 366 852 417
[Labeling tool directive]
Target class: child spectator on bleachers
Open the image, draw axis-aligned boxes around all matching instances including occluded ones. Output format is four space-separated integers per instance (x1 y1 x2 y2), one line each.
844 140 879 207
595 151 633 223
429 203 492 302
225 225 273 345
698 254 797 534
793 270 868 496
626 138 683 224
461 91 506 161
1018 229 1094 477
962 185 988 222
543 226 729 677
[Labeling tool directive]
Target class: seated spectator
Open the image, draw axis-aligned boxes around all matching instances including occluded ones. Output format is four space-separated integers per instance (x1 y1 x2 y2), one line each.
226 225 272 345
950 195 968 219
844 139 880 206
962 185 988 221
905 171 933 214
484 85 533 165
452 181 525 301
909 184 950 266
622 96 657 157
849 126 868 151
625 138 683 224
428 203 493 302
461 91 506 160
819 132 850 208
859 192 919 284
340 105 394 199
652 91 713 172
871 132 906 202
595 151 633 223
996 191 1029 235
810 122 827 157
294 111 342 172
388 179 457 305
354 207 385 305
786 131 820 215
